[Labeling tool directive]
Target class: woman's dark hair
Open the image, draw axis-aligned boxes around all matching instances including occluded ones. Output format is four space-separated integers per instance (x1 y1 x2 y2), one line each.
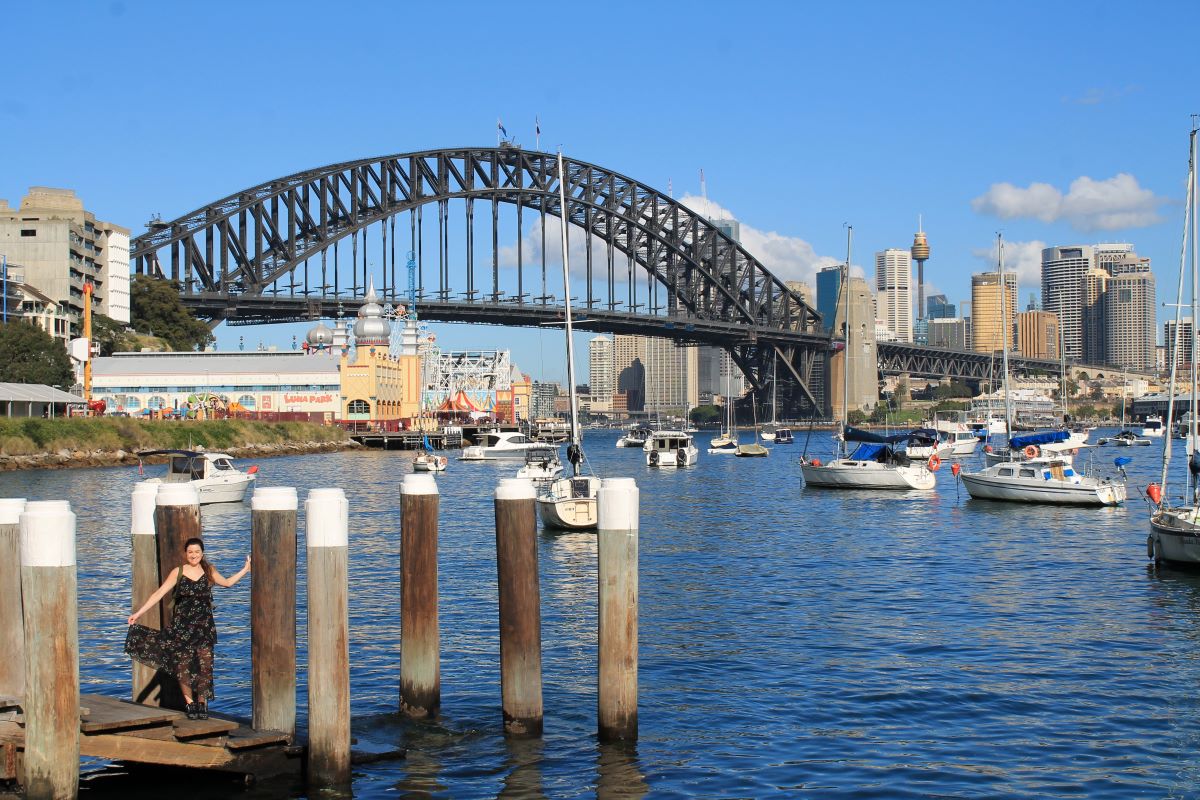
183 537 214 579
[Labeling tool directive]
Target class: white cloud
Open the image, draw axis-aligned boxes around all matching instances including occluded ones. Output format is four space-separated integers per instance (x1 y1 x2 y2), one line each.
970 239 1046 292
971 173 1166 231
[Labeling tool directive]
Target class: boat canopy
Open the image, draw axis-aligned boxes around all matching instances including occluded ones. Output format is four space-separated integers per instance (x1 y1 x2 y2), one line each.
1009 430 1071 449
844 426 933 446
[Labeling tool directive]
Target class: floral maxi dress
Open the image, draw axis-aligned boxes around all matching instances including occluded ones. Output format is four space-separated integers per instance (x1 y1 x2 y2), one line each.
125 569 218 700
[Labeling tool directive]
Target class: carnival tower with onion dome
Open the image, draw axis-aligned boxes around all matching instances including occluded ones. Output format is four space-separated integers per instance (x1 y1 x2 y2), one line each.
336 281 422 423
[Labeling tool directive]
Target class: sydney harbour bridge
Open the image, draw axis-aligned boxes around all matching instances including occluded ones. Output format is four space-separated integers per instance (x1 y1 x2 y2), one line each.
130 146 1068 415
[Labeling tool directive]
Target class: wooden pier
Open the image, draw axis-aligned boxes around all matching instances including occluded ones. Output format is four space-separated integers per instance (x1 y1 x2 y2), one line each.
0 694 296 782
349 429 463 450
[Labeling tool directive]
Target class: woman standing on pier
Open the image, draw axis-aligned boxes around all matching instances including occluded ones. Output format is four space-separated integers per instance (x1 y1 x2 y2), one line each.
125 538 250 720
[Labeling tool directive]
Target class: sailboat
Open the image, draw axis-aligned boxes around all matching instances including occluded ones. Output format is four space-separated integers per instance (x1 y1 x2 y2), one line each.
413 434 448 472
1098 371 1151 446
760 355 778 442
536 151 601 530
1149 122 1200 564
960 234 1125 506
708 375 739 454
736 395 769 457
800 226 936 490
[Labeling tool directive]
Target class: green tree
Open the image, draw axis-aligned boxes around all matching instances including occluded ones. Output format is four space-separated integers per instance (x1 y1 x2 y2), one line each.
0 321 74 386
91 313 140 356
130 275 214 351
689 405 722 426
847 409 868 425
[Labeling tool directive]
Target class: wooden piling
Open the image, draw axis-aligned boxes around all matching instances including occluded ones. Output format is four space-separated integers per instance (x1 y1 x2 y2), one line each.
250 487 298 738
597 477 639 742
19 500 79 799
153 484 200 710
0 498 26 700
130 482 159 703
305 487 351 788
494 478 542 737
399 473 440 718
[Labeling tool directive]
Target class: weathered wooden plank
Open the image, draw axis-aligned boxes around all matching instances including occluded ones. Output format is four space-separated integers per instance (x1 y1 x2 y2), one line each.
78 694 176 733
0 513 24 699
224 727 290 751
0 695 20 710
171 715 239 739
494 483 543 737
79 731 237 769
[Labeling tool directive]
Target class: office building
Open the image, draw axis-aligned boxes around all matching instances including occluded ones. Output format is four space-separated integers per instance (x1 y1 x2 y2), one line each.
531 382 560 419
0 187 131 330
643 338 699 413
1164 319 1196 371
816 266 843 335
970 271 1017 354
1081 267 1109 364
926 294 955 320
1041 245 1094 361
697 346 745 398
588 336 614 409
1016 310 1059 359
1104 269 1156 371
875 248 913 342
928 318 967 350
613 334 646 411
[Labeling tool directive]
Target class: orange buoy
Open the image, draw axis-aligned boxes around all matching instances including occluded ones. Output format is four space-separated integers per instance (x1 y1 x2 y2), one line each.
984 444 993 453
1148 483 1163 504
950 462 961 477
927 454 941 472
1023 444 1040 459
811 458 822 467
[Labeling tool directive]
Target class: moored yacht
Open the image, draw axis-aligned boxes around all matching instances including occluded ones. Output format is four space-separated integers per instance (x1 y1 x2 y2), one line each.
1142 415 1165 437
138 450 257 504
460 431 543 460
517 446 563 481
644 430 699 467
960 457 1126 506
800 428 938 490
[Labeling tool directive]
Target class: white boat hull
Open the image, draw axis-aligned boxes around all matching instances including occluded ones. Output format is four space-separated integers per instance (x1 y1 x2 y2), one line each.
960 472 1125 505
1150 509 1200 565
800 460 935 490
646 446 699 467
413 454 448 472
536 476 601 530
144 475 255 504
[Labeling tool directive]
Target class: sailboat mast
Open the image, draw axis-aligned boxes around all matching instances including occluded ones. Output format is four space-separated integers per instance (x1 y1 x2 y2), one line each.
555 151 581 473
1191 125 1199 504
998 234 1014 437
842 225 853 433
1161 125 1195 499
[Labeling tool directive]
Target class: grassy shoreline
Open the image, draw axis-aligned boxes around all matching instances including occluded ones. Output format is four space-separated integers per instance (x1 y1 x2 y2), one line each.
0 418 352 467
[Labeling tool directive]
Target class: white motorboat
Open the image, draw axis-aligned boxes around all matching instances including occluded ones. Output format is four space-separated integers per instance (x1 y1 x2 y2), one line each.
413 451 448 472
1142 415 1165 437
774 427 795 445
517 446 564 481
644 431 699 467
534 151 601 531
460 431 543 461
1148 122 1200 566
941 428 981 457
617 425 651 448
138 449 257 504
901 428 940 460
960 458 1126 505
1099 430 1152 447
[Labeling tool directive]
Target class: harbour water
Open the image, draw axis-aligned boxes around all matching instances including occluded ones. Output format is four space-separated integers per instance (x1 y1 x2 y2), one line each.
3 429 1199 798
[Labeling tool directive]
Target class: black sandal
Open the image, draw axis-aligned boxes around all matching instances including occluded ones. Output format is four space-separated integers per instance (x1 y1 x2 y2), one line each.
197 702 208 720
185 702 199 720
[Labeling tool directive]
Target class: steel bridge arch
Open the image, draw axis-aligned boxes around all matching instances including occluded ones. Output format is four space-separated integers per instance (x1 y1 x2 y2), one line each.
131 146 829 407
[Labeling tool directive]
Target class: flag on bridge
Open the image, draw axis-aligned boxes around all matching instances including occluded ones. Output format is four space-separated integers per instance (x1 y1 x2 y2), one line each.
497 117 508 139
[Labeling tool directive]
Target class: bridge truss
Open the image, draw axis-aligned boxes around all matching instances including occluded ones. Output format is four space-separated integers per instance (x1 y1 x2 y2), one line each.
131 147 830 414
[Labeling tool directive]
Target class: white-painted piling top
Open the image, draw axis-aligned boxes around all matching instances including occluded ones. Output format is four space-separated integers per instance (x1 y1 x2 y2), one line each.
156 483 200 507
598 477 639 532
401 473 439 496
495 477 536 501
20 500 76 567
0 498 27 526
251 486 299 512
130 482 158 536
305 487 348 548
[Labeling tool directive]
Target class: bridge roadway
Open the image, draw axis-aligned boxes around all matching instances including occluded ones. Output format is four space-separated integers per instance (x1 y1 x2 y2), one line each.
192 289 1098 383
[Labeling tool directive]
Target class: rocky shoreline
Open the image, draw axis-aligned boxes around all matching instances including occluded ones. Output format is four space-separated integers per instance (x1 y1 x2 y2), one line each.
0 439 362 473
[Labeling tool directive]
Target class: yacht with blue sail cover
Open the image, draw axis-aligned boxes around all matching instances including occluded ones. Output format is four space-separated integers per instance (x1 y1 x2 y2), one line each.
983 429 1082 467
800 426 938 490
960 431 1126 506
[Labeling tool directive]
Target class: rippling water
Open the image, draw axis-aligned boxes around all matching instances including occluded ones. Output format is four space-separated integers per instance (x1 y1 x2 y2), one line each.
4 429 1200 798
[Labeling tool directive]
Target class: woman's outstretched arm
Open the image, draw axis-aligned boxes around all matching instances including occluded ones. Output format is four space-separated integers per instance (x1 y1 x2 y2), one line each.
210 555 252 588
127 569 179 625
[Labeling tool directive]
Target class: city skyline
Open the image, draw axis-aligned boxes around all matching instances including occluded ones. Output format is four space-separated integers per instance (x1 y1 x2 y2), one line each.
1 1 1195 383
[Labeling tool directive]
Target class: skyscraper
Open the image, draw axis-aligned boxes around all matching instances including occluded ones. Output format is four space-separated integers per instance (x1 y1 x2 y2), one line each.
1081 267 1108 364
926 294 955 319
1016 310 1059 359
1105 268 1156 371
911 222 930 319
1041 245 1094 361
642 338 699 414
875 249 913 343
816 266 842 335
588 336 614 409
970 271 1017 354
613 335 645 411
1164 319 1196 371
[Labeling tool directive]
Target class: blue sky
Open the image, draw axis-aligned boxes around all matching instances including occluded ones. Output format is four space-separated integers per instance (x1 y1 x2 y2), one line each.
3 0 1197 382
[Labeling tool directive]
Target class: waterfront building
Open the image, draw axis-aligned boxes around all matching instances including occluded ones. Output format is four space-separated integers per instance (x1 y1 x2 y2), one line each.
970 271 1017 354
928 317 967 350
1104 269 1156 371
588 336 614 409
913 317 929 345
338 287 421 422
875 248 913 342
816 266 842 334
0 265 73 343
1016 310 1059 359
1042 245 1094 361
0 187 130 330
531 381 559 419
613 335 645 411
643 337 699 414
926 294 955 320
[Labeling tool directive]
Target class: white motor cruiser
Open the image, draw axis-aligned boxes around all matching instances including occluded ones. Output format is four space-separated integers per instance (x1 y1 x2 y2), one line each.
644 431 699 467
518 446 564 481
460 431 543 461
138 449 257 504
960 457 1126 506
